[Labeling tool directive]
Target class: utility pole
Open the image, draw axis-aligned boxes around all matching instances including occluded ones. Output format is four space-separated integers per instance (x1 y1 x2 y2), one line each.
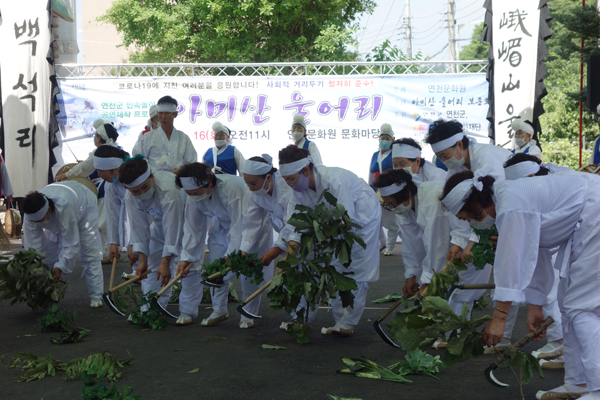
447 0 456 71
406 0 412 58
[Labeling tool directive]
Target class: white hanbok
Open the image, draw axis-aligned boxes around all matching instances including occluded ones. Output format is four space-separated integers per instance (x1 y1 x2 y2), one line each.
512 141 542 160
179 174 273 322
297 138 323 165
23 181 104 299
492 174 600 391
105 181 129 251
125 172 186 307
368 150 400 252
0 153 14 198
284 165 381 326
141 127 197 172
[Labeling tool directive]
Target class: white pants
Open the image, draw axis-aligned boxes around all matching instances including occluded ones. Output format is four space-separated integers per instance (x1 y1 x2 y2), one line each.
141 225 178 309
379 209 400 251
449 262 493 317
97 197 108 258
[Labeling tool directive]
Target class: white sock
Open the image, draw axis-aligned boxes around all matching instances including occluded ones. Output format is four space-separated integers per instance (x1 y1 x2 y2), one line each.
178 313 191 320
208 308 228 319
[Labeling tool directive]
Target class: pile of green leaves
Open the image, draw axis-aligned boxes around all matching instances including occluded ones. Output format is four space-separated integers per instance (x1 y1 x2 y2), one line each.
267 190 363 343
201 251 264 285
0 249 67 311
111 286 143 315
371 293 402 304
64 353 134 382
337 349 445 383
6 352 133 383
76 368 140 400
426 259 468 299
50 329 90 345
38 305 76 332
470 226 498 270
130 291 167 330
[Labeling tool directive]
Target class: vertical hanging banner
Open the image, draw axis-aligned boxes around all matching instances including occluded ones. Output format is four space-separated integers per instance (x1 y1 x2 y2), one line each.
57 74 490 182
0 0 52 196
492 1 540 146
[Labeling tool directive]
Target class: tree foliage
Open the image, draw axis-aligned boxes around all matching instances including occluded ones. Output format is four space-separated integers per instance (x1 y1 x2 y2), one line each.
458 23 488 61
99 0 375 63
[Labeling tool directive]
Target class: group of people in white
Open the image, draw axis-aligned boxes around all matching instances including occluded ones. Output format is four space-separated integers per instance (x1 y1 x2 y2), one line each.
18 94 598 400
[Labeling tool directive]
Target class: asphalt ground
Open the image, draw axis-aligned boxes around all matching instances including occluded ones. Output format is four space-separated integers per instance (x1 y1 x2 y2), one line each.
0 241 563 400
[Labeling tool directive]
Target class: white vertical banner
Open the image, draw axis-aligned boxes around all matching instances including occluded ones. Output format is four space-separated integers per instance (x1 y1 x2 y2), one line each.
0 0 51 196
492 2 540 146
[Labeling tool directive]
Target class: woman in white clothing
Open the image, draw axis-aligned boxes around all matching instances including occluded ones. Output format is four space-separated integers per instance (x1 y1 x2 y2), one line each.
391 138 447 184
278 145 380 336
290 114 323 165
174 163 273 328
510 119 542 160
440 167 600 400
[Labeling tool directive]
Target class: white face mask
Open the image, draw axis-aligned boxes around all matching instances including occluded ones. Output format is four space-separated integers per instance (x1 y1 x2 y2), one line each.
134 186 155 201
442 147 465 170
253 177 271 197
292 131 304 141
215 139 228 147
470 210 496 230
35 220 50 228
190 193 210 203
401 160 417 176
515 137 527 148
391 198 412 215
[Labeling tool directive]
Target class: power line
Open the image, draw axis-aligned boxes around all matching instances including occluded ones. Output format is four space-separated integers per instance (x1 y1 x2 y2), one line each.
411 23 446 41
457 6 486 20
363 0 398 50
456 0 480 12
359 15 371 42
410 16 446 35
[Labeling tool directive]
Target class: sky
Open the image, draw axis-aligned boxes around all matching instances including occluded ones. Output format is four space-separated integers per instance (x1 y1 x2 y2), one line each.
354 0 487 61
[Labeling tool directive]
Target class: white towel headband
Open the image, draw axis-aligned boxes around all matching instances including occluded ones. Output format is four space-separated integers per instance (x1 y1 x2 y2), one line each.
93 156 123 170
95 123 114 146
123 162 151 188
279 156 312 176
379 182 407 196
180 176 208 190
504 161 541 180
442 165 493 215
157 103 177 112
392 143 421 159
244 154 274 176
25 196 49 221
431 132 465 153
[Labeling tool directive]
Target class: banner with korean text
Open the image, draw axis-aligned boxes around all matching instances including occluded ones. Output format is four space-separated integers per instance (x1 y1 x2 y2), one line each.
57 74 490 182
0 0 52 196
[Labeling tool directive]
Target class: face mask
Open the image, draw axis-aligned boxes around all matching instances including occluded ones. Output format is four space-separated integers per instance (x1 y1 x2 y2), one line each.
379 140 391 150
292 131 304 142
215 139 228 147
442 147 465 170
470 210 496 230
515 137 527 148
392 199 412 215
290 170 310 192
111 176 118 184
401 160 416 175
190 192 210 203
253 177 271 196
134 186 155 201
35 220 50 228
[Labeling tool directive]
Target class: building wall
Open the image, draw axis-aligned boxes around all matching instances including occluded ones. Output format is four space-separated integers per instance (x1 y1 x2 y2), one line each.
81 0 130 63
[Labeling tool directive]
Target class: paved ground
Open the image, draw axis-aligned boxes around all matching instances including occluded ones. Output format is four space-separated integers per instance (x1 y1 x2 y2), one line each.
0 241 562 400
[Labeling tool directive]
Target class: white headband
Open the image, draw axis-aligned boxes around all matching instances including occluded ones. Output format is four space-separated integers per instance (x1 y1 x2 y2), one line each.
279 156 312 176
157 103 177 112
95 124 114 146
392 143 421 159
379 182 407 196
504 161 541 180
442 166 492 215
93 156 123 170
180 176 208 190
25 197 49 221
431 132 465 153
244 154 273 176
123 163 151 188
149 105 158 118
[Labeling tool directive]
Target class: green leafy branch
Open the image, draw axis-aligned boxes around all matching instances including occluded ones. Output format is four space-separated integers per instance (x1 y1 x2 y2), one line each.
130 291 167 330
201 251 265 285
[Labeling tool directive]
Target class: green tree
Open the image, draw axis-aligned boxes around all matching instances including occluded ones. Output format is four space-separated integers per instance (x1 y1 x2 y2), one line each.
99 0 375 63
458 22 488 60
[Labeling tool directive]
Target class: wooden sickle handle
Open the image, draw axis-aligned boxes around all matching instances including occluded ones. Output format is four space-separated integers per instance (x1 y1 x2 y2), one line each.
109 270 151 293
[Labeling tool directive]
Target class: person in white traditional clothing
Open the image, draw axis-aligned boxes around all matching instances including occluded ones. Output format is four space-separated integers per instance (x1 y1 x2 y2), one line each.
278 145 380 336
495 153 565 363
22 182 105 308
440 167 600 400
0 150 14 206
141 96 197 172
173 162 273 328
56 119 120 262
93 146 134 276
119 156 185 316
202 121 245 175
132 105 160 156
368 123 399 257
290 114 323 165
240 154 294 267
510 119 542 160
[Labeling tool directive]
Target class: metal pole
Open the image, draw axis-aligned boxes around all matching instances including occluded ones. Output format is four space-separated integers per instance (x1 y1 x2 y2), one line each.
447 0 457 72
406 0 412 58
